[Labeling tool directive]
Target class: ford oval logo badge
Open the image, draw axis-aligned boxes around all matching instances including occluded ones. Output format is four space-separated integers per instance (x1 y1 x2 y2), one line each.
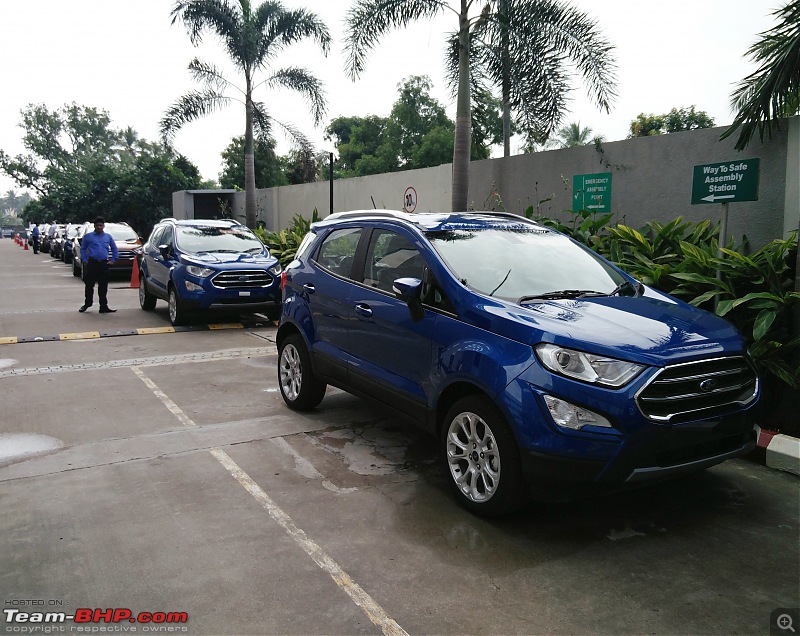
699 378 719 392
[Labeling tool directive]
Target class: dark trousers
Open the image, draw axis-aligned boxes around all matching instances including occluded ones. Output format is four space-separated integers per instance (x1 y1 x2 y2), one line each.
32 236 40 253
84 259 110 308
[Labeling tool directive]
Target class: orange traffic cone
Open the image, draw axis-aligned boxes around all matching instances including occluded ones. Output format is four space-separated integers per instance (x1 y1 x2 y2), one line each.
129 263 140 288
24 240 29 250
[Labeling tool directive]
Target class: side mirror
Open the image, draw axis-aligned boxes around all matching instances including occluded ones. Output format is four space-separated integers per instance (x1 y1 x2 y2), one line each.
158 244 170 259
393 277 424 322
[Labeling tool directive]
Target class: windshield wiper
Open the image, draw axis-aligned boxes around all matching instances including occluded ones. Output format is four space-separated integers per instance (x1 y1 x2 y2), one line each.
518 290 605 303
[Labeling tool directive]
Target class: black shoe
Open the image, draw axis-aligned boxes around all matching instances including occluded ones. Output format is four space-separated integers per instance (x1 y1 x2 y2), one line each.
79 305 91 313
99 307 116 313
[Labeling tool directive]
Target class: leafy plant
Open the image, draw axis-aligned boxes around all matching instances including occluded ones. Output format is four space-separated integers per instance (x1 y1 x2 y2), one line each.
255 208 321 266
535 209 798 430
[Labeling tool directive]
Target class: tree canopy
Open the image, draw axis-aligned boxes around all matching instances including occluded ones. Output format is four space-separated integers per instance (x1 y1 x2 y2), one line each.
325 75 499 178
628 106 715 138
0 103 201 236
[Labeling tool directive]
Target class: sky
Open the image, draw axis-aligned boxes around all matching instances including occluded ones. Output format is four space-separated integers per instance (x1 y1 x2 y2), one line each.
0 0 781 198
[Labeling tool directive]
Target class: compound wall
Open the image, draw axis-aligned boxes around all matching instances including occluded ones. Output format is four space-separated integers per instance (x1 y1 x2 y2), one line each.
177 116 799 248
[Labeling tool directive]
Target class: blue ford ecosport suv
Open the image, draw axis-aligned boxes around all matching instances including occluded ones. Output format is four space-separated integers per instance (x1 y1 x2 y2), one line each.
276 211 759 516
139 218 282 325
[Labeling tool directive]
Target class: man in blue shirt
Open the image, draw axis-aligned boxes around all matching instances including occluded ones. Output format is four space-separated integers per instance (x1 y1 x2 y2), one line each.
30 224 41 253
79 217 119 313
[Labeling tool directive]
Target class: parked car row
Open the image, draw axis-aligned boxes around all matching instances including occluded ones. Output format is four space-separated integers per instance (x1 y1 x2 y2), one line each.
137 218 283 326
28 221 144 276
70 221 142 279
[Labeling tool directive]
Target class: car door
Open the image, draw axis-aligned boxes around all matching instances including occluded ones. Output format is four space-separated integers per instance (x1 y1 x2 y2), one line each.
347 228 438 420
145 225 173 297
301 226 363 383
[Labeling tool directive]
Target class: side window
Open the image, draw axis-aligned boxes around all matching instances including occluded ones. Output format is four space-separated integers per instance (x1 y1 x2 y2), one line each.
314 228 362 279
364 230 425 293
148 227 164 248
159 225 174 250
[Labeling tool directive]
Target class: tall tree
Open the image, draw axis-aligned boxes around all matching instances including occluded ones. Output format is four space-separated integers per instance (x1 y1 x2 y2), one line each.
163 0 331 228
447 0 617 156
344 0 475 212
721 0 800 151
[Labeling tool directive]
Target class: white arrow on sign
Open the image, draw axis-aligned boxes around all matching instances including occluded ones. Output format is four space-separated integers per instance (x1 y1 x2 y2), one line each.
701 194 735 203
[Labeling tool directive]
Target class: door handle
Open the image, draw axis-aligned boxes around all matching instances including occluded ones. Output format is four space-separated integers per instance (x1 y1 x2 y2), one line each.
355 303 373 318
303 283 316 294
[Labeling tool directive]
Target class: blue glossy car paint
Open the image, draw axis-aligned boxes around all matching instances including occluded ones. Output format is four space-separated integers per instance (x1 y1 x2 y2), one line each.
139 219 282 323
278 211 759 500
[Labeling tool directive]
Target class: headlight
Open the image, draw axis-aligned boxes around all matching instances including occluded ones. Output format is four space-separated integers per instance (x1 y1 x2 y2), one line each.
186 265 214 278
268 262 282 275
535 343 644 387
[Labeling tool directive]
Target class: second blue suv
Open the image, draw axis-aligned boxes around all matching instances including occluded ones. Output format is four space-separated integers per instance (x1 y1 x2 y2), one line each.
277 211 759 517
139 218 282 325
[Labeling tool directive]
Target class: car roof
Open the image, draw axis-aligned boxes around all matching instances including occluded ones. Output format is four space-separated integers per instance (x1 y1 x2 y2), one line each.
315 210 548 233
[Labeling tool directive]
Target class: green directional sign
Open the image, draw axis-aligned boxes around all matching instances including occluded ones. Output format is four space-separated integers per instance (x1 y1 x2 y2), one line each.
573 172 612 213
691 158 760 204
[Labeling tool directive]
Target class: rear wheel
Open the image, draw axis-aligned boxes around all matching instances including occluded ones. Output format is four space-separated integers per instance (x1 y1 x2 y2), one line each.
168 286 188 326
441 395 528 517
139 275 156 310
278 334 326 411
72 260 81 277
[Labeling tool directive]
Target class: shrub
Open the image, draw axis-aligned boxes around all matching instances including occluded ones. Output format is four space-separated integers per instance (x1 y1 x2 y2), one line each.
254 208 321 266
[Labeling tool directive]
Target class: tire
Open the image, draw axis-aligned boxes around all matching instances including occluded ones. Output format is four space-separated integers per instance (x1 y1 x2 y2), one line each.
168 285 188 326
277 334 326 411
139 275 157 310
441 395 528 517
72 260 81 277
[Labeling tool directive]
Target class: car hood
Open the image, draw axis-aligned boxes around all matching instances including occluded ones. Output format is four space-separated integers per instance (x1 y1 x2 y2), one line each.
466 289 745 366
186 251 276 266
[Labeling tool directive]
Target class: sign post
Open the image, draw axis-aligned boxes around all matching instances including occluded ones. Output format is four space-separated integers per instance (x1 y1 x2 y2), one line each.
572 172 612 213
691 158 760 309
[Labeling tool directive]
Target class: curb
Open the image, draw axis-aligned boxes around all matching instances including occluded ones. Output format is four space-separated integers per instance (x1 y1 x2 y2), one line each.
755 425 800 477
0 318 277 346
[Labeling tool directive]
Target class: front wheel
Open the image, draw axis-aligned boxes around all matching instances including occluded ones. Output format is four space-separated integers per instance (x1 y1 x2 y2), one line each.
278 334 326 411
139 275 156 310
441 396 528 517
168 286 188 326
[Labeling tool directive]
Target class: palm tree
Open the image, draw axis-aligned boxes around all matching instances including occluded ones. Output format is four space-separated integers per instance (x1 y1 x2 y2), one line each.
545 121 603 149
720 0 800 151
446 0 617 157
344 0 615 212
163 0 331 228
345 0 484 213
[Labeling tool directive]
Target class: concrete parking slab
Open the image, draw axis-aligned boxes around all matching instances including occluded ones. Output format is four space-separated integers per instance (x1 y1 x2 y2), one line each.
1 236 798 636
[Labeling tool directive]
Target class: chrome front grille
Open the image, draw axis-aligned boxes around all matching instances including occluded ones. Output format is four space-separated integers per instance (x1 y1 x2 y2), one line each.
636 356 758 422
116 249 136 260
211 269 273 289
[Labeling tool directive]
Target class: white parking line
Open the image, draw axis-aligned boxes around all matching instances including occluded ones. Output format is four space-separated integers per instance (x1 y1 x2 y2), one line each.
130 366 408 636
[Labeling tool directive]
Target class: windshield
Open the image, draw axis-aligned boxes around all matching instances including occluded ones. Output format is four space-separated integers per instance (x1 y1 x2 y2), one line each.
427 227 625 301
176 225 264 254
